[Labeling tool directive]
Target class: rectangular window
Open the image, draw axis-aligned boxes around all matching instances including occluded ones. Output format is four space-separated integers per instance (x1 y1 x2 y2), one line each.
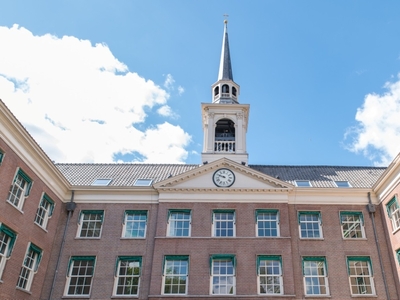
340 211 365 239
77 210 104 238
16 243 42 291
256 209 279 237
210 255 235 295
134 179 152 186
113 256 141 296
7 168 32 210
347 256 375 295
298 211 322 238
213 210 235 237
257 255 283 295
396 249 400 266
91 178 111 186
34 193 55 229
295 180 312 187
0 224 17 279
335 181 351 187
167 210 191 237
0 149 4 165
163 255 189 295
122 210 147 238
386 197 400 232
65 256 96 296
303 257 329 295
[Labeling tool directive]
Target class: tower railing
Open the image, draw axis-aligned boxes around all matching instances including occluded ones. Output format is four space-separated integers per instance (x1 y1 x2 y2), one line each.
214 141 235 153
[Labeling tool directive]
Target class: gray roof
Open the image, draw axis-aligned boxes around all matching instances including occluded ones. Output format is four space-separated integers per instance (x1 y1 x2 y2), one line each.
250 165 385 188
56 163 385 188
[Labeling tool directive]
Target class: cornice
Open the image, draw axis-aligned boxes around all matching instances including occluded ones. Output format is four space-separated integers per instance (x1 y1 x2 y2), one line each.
0 100 70 200
154 158 293 190
156 187 290 193
373 152 400 201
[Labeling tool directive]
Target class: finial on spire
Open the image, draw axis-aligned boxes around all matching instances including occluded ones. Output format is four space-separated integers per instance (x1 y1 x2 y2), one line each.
223 14 229 25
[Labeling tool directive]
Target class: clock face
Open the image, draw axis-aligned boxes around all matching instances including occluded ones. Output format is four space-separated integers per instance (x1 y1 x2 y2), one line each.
213 168 235 187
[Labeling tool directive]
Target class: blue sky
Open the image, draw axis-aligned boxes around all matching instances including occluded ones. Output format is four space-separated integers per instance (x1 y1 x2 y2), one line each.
1 1 400 166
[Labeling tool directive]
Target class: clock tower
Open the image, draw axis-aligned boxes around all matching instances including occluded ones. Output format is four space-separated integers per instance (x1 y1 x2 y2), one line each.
201 20 250 165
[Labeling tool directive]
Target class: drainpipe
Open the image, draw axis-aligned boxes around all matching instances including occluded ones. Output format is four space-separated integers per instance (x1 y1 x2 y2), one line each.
48 191 76 300
367 192 390 299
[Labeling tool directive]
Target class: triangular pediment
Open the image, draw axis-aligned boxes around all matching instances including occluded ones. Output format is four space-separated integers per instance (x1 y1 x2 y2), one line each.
154 158 293 192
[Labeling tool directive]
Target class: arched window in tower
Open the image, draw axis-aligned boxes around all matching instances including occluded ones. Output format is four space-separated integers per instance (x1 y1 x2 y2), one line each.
222 84 229 94
232 86 237 96
214 118 235 153
214 86 219 97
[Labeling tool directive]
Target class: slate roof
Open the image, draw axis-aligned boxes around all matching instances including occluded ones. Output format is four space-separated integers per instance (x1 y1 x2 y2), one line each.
56 163 386 188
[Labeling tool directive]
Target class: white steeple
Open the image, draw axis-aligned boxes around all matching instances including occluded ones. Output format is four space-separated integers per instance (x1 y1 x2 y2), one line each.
201 19 249 165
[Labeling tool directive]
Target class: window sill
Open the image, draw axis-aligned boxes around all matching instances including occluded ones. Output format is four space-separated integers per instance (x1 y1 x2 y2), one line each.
120 237 146 240
392 227 400 235
74 237 102 240
305 295 331 298
299 238 324 241
62 296 90 299
34 222 48 233
15 287 32 294
6 200 24 214
351 295 377 298
111 296 138 299
342 237 367 241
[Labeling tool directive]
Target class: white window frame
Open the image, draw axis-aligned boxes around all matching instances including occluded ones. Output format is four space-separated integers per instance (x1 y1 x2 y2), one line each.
257 256 283 295
167 210 191 237
64 256 96 296
298 211 323 239
34 193 55 229
347 257 375 296
303 257 329 296
256 210 280 237
162 256 189 295
340 211 365 239
113 256 141 296
7 168 32 211
210 255 236 295
212 210 235 237
122 210 148 238
16 243 42 291
77 210 104 238
387 197 400 232
0 224 17 280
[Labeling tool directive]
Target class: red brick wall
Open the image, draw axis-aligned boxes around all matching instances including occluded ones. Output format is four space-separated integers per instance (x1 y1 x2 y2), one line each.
0 138 64 300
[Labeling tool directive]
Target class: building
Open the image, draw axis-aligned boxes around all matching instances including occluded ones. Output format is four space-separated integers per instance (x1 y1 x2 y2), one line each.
1 20 400 299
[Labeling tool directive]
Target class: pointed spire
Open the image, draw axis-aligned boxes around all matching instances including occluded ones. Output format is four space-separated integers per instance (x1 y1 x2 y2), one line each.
218 19 233 81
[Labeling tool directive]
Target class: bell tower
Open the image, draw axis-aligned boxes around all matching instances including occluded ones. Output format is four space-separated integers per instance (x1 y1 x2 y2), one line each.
201 20 249 165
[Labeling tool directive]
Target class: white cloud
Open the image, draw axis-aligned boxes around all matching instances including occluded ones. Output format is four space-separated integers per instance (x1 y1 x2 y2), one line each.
164 73 175 90
0 24 191 163
346 74 400 166
177 86 185 95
